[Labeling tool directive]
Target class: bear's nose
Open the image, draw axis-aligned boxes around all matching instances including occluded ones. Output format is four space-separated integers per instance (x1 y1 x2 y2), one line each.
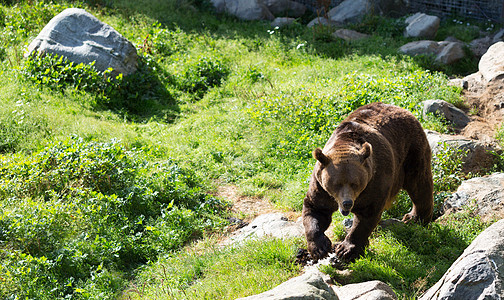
342 200 353 210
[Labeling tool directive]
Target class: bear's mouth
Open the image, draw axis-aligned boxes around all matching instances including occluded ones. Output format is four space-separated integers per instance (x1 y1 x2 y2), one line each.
340 209 350 216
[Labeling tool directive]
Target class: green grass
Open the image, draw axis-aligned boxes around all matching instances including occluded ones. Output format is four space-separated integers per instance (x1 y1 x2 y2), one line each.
323 210 489 298
0 0 500 299
122 238 303 299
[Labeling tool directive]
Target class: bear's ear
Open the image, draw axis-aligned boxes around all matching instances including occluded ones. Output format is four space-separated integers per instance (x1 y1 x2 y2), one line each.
313 148 330 166
359 142 372 163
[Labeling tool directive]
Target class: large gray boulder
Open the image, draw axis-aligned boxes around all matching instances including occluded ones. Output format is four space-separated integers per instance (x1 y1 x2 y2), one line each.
25 8 138 75
307 0 407 27
211 0 306 20
399 40 465 65
444 173 504 221
237 269 338 300
404 13 440 39
422 99 470 128
493 28 504 44
469 36 492 58
435 41 465 65
420 219 504 300
238 267 398 300
327 0 371 25
211 0 274 20
325 0 407 25
479 41 504 83
399 40 440 56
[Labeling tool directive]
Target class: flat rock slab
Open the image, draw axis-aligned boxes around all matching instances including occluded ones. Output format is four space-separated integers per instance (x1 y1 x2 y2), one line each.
328 0 370 25
399 40 465 65
334 280 397 300
422 99 470 128
445 173 504 221
221 213 304 246
271 17 295 28
25 8 138 75
237 269 337 300
332 29 369 41
425 130 498 173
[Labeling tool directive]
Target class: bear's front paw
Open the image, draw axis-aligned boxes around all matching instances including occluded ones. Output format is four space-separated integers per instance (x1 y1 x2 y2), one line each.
307 234 332 260
334 241 364 262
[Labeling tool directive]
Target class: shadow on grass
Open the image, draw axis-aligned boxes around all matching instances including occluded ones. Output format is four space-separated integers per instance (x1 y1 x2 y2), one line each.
329 213 488 297
102 56 180 123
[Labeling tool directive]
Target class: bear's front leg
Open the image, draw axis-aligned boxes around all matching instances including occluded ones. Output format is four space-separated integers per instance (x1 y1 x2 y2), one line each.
335 213 381 262
303 206 333 260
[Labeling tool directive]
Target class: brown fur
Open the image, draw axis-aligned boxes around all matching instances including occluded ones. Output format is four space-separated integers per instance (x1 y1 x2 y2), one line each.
302 102 433 262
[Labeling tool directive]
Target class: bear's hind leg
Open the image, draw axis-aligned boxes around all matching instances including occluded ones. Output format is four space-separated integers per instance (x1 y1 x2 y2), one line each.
403 170 434 224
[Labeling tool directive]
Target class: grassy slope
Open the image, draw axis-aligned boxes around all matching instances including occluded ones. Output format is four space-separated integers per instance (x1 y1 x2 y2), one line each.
0 0 498 299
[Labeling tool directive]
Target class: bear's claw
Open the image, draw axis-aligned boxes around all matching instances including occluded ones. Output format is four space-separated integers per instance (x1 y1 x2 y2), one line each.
334 241 364 262
307 234 332 260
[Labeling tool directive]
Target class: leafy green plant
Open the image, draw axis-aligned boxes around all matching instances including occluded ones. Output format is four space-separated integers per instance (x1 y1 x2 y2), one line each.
431 142 468 192
348 14 406 38
142 22 192 57
176 54 230 99
383 143 468 221
22 53 176 120
0 1 497 299
246 70 456 160
22 53 116 95
0 137 227 299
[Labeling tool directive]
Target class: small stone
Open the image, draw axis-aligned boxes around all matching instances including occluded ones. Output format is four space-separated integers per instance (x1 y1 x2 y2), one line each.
332 29 369 41
422 99 470 128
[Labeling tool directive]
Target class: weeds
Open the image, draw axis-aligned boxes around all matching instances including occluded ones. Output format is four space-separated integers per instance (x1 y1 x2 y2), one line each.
0 137 227 298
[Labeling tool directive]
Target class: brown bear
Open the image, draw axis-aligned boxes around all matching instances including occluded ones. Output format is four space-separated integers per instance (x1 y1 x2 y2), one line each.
302 102 433 262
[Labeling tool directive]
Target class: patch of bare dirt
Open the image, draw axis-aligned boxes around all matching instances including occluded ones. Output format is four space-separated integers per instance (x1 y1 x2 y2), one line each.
215 184 302 222
461 77 504 143
214 184 277 222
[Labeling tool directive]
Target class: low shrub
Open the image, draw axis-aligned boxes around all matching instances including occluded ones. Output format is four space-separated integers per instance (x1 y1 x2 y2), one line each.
21 53 176 120
175 54 230 99
0 137 227 299
383 142 468 220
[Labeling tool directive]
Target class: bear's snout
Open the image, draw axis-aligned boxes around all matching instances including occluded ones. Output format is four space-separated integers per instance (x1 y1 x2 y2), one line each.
342 200 353 211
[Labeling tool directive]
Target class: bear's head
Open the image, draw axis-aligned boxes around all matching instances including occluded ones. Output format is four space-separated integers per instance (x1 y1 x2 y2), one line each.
313 142 373 216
